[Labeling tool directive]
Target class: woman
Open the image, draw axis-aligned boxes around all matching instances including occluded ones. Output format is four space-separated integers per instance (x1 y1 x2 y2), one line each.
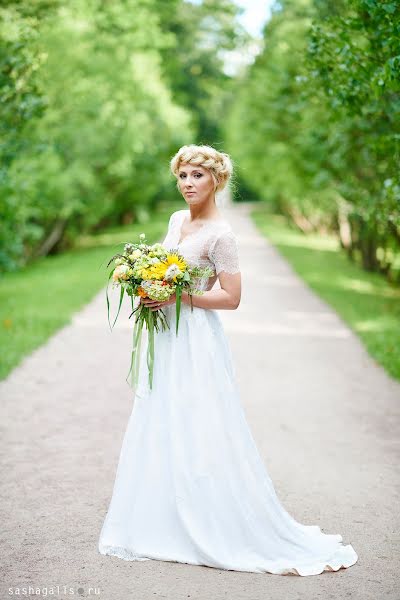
98 144 358 576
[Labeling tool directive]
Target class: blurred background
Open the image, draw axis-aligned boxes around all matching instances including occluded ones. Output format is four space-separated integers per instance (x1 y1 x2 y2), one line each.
1 0 399 381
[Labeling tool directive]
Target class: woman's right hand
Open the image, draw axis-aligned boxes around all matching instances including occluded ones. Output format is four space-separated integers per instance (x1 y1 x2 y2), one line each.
140 293 177 312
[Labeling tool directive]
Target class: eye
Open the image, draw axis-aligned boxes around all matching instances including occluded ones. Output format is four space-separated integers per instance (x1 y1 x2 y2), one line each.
179 171 203 179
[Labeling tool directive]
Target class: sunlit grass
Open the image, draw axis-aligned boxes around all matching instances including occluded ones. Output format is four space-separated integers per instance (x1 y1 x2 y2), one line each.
251 206 400 381
0 203 183 380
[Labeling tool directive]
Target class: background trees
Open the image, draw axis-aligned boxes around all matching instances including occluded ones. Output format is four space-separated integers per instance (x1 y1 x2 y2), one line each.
0 0 245 271
1 0 398 282
224 0 400 282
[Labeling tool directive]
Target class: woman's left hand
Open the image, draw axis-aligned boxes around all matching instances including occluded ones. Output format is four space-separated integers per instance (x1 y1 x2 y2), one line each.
140 293 177 312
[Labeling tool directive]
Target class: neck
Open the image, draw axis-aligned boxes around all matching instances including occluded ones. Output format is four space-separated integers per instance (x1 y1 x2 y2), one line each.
187 197 221 221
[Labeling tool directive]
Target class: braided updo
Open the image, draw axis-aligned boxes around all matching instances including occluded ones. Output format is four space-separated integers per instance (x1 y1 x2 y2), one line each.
170 144 233 193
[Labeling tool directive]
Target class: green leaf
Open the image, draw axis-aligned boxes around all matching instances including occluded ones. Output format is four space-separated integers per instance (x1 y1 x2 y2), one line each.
105 269 115 331
175 285 182 335
147 312 155 390
112 285 125 329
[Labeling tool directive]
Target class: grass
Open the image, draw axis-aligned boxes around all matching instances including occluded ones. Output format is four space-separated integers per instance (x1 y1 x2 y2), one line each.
0 202 183 380
251 205 400 381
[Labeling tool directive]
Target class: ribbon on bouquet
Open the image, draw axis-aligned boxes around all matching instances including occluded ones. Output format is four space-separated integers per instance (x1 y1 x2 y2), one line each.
126 296 170 391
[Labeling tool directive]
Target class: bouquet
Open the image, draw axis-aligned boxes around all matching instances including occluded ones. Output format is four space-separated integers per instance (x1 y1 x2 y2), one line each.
106 232 214 390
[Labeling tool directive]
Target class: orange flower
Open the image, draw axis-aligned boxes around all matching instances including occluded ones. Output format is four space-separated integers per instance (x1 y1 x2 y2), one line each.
137 287 148 298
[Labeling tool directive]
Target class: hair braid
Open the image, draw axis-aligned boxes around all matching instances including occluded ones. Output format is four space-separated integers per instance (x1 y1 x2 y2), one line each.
170 144 233 193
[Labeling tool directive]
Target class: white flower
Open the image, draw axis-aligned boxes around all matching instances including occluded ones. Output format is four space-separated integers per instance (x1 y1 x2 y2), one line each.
165 264 182 281
112 264 131 281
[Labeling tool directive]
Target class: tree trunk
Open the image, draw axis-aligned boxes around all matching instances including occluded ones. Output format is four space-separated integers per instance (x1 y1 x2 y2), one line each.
35 219 68 258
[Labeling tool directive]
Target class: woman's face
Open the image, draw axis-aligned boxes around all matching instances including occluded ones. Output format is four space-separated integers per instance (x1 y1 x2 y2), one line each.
177 163 216 206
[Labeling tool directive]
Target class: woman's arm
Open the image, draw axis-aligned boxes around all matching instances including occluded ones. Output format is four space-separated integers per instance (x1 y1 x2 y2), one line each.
140 272 241 311
182 271 241 310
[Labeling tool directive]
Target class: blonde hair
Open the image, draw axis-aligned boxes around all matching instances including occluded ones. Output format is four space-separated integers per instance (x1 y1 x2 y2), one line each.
170 144 233 193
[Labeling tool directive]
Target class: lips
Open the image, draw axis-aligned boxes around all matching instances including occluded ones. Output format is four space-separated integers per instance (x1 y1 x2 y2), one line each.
186 191 196 195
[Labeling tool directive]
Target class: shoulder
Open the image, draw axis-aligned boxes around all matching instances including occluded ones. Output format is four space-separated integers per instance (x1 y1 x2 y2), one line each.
207 223 240 275
168 209 187 227
208 223 239 257
210 221 238 246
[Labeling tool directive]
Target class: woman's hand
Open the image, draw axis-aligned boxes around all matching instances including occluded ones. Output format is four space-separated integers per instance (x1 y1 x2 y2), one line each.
140 292 177 312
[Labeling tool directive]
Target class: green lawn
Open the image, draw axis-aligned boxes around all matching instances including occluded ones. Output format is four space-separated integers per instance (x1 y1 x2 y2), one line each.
0 203 182 380
251 205 400 381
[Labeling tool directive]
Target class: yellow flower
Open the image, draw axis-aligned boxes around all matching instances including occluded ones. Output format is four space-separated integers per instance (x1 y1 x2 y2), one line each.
140 267 159 280
147 264 166 280
165 253 187 271
151 254 187 282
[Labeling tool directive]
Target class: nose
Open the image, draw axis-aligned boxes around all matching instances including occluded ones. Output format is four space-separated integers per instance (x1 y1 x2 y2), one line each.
184 176 194 189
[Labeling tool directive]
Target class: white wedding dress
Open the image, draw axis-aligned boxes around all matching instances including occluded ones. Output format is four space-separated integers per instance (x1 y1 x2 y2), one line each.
98 209 358 576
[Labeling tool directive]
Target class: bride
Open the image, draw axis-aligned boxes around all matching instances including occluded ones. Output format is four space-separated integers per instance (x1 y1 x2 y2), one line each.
98 144 358 576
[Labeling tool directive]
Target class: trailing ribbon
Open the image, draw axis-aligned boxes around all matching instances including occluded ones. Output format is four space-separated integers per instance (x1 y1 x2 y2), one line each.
126 300 170 391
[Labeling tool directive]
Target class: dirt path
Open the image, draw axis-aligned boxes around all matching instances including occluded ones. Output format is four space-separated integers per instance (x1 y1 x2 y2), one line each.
1 203 399 599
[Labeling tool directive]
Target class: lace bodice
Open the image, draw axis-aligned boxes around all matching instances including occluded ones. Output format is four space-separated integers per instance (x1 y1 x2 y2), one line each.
162 209 240 292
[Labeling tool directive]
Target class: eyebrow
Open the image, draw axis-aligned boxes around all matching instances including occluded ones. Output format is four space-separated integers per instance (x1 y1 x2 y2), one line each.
179 168 203 174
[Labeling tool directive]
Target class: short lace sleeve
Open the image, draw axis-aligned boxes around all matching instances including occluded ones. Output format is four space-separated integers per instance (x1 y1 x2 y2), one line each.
208 229 240 275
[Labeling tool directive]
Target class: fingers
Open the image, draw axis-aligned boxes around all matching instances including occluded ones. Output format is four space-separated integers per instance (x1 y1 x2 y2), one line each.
141 299 159 307
141 297 162 311
149 304 161 311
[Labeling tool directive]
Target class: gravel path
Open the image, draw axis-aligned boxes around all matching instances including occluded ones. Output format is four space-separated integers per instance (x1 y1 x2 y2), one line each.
1 203 399 600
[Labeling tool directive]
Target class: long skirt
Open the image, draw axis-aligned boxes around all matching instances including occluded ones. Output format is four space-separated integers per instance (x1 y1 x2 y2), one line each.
98 303 358 576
